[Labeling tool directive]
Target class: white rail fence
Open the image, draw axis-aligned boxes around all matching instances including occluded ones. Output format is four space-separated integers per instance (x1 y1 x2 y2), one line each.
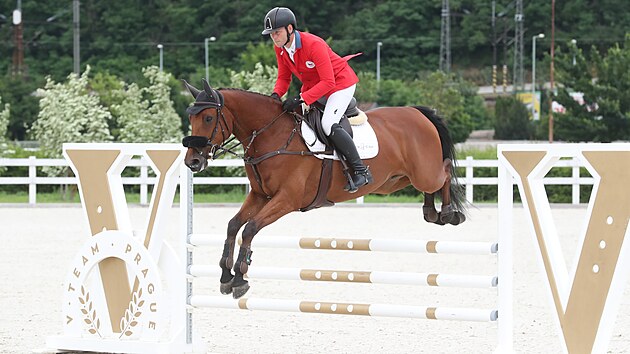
0 156 594 205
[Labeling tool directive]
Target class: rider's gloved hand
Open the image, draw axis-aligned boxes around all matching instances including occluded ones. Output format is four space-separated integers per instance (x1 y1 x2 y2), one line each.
270 92 281 101
282 95 303 111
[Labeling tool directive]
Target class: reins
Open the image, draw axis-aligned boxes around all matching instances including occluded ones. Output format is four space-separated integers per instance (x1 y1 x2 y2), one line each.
184 97 316 164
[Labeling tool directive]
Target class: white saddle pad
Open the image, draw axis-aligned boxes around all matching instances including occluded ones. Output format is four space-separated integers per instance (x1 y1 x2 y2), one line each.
301 120 379 160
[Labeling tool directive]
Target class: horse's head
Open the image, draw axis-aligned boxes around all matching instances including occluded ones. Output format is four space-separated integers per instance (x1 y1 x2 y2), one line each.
182 79 230 172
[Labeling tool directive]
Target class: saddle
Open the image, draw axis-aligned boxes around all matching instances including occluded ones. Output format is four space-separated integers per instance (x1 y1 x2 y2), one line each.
300 97 363 212
303 97 360 148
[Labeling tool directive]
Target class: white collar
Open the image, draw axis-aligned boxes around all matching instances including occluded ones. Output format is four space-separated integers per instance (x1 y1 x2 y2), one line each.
284 35 296 54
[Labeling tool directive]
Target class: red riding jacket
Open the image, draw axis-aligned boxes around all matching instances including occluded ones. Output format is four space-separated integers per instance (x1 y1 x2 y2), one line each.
272 31 360 105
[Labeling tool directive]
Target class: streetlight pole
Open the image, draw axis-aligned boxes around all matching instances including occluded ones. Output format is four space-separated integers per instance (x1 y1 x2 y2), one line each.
204 36 216 81
571 39 577 65
157 44 163 71
531 33 544 120
376 41 382 89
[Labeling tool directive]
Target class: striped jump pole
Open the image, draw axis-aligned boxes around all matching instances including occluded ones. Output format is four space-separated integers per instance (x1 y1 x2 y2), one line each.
188 265 498 288
188 234 498 255
189 296 498 322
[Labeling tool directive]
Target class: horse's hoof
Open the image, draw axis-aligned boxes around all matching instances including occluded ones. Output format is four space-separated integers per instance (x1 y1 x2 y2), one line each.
449 212 466 225
433 212 447 226
220 279 233 295
439 211 455 225
232 282 250 299
423 206 439 223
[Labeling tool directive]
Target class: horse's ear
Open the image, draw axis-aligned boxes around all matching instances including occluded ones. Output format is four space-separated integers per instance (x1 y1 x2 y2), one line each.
202 79 213 94
182 79 201 98
202 78 221 104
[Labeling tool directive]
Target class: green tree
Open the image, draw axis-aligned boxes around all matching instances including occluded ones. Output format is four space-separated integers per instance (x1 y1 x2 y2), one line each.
554 35 630 142
240 42 276 71
494 96 530 140
0 77 40 140
355 71 378 104
0 94 8 143
31 66 112 163
112 66 183 143
229 62 277 94
417 72 474 143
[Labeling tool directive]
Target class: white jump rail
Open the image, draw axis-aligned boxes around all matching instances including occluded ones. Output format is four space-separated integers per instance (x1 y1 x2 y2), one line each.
181 167 513 352
188 265 499 288
188 234 498 255
189 296 498 322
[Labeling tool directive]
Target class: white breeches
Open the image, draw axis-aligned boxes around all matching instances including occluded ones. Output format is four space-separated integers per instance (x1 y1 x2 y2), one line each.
321 84 356 136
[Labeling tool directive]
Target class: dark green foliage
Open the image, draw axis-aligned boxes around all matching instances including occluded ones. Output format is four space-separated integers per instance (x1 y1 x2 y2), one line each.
494 96 530 140
0 0 628 142
0 77 40 140
553 36 630 142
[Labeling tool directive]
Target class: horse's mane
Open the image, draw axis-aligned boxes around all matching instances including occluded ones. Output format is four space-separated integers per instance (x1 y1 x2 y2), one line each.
218 87 281 104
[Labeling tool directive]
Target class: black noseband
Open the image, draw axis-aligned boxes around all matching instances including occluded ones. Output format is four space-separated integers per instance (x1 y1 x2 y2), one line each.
182 136 210 148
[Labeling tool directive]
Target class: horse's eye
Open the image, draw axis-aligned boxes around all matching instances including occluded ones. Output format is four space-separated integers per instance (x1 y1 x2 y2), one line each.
205 116 213 123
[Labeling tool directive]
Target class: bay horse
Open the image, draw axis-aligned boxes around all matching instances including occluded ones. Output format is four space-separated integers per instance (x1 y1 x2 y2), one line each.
182 79 466 299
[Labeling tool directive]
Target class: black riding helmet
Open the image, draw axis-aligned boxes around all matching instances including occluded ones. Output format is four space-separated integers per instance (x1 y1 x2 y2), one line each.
261 7 297 35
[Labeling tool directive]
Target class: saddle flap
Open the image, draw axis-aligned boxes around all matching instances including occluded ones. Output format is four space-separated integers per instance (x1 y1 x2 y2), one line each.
303 108 352 147
313 97 360 118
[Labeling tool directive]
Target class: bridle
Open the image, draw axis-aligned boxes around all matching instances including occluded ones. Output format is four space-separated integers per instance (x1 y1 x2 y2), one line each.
182 89 306 163
182 98 233 161
182 87 324 196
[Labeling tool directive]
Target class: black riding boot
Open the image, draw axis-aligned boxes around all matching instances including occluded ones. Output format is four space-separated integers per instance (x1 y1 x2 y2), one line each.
328 123 373 193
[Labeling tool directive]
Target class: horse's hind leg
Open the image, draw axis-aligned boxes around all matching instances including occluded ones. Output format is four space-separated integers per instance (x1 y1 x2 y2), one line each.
423 193 440 223
438 158 465 226
219 192 268 295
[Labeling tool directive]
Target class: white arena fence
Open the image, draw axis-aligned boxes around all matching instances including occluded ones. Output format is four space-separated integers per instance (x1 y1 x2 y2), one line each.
0 155 594 205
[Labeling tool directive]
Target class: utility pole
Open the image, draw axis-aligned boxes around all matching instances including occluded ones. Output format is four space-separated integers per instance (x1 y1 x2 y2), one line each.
73 0 80 75
513 0 524 91
439 0 450 73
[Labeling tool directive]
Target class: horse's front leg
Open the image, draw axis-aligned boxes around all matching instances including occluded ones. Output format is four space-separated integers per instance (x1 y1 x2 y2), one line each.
231 194 297 299
219 192 268 295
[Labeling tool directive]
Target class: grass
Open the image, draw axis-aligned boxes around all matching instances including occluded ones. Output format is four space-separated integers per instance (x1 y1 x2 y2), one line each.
0 190 424 204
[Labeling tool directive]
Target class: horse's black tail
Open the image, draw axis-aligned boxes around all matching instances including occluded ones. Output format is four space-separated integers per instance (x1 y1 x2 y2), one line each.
413 106 467 215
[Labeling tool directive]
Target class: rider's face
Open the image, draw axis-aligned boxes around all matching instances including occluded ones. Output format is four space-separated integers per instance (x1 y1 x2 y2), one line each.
270 25 293 47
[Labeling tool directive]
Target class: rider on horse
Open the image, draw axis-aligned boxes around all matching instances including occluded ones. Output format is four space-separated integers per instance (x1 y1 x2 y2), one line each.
263 6 373 193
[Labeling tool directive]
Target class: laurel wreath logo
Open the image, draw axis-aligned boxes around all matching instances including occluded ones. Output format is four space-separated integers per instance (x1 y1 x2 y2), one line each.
119 287 145 338
79 286 102 337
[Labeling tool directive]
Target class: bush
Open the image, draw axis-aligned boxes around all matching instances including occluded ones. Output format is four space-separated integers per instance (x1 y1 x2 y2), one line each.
494 96 531 140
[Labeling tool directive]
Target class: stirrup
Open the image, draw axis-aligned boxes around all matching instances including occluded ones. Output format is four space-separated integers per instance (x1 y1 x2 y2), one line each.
344 169 371 193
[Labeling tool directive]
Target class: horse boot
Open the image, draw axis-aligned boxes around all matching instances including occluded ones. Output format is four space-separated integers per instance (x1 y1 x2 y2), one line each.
231 246 253 299
328 123 373 193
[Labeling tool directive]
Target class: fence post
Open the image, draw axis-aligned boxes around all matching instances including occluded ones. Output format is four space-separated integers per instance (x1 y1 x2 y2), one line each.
140 159 148 205
465 156 474 203
29 156 36 205
572 157 580 205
